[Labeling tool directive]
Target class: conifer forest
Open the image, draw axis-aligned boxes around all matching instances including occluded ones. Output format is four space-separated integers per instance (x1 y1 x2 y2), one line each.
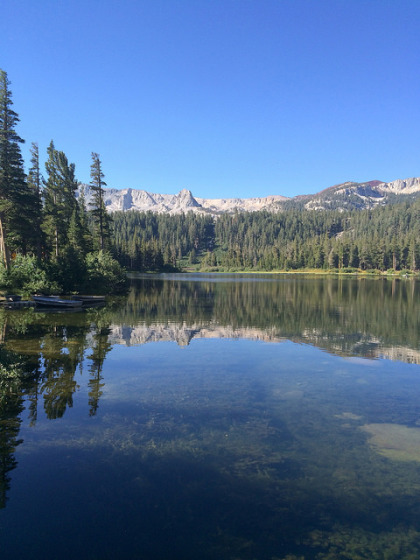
1 67 420 290
112 201 420 273
0 69 124 293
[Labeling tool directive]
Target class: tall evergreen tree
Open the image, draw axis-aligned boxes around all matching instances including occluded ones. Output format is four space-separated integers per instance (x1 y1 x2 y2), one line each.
0 69 29 268
42 142 81 258
42 141 62 257
77 184 94 253
89 152 111 251
27 142 44 258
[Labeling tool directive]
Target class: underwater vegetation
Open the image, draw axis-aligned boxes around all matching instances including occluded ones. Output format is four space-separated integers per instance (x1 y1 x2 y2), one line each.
1 276 420 559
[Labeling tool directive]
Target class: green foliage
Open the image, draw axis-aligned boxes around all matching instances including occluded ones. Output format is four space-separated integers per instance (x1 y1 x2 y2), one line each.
89 152 112 251
42 141 82 258
0 72 123 294
0 251 127 295
112 210 214 271
0 69 36 269
112 197 420 273
0 261 10 289
84 250 127 294
44 247 87 293
3 69 420 291
0 254 60 294
26 142 44 257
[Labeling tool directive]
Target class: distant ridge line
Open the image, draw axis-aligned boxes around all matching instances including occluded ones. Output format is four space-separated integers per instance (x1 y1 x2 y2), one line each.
78 176 420 215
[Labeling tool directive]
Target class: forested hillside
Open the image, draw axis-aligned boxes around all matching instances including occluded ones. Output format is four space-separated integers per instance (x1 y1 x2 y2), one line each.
112 198 420 272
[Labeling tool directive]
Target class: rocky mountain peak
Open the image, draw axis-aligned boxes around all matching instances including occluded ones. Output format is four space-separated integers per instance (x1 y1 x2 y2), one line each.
79 176 420 215
175 189 200 207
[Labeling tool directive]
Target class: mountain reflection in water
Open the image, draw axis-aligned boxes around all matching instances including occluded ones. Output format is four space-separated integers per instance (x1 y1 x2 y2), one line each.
119 274 420 362
1 274 420 559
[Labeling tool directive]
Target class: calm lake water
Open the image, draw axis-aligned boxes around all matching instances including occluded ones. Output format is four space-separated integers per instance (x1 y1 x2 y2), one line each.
1 274 420 559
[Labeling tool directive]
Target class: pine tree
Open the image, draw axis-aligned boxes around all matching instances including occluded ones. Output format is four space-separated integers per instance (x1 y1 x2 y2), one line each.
42 141 62 257
77 185 94 253
42 142 81 258
89 152 111 251
27 142 44 258
0 70 29 268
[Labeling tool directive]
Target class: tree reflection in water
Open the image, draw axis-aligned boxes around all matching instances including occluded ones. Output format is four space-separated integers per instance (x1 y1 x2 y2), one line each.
0 274 420 520
0 304 115 507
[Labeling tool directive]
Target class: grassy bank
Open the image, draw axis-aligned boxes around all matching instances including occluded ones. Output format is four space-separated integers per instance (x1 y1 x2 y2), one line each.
179 264 419 277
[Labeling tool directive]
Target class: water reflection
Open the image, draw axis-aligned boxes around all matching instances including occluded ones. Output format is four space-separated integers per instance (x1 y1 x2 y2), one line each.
0 362 23 509
0 274 419 430
0 304 116 507
120 274 420 362
1 275 420 559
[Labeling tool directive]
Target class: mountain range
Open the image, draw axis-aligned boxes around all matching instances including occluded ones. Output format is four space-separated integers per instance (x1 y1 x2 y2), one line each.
80 176 420 215
108 323 420 366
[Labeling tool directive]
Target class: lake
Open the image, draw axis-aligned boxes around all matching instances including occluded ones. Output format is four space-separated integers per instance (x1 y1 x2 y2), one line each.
1 274 420 559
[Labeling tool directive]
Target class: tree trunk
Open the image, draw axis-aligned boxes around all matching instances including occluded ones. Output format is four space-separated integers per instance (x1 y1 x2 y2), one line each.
55 227 59 258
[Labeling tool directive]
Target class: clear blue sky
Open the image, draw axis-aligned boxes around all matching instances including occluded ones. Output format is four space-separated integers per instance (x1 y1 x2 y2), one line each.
2 0 420 199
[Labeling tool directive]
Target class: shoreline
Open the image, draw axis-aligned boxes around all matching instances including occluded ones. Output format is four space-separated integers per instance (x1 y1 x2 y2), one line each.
178 267 418 277
129 268 419 278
